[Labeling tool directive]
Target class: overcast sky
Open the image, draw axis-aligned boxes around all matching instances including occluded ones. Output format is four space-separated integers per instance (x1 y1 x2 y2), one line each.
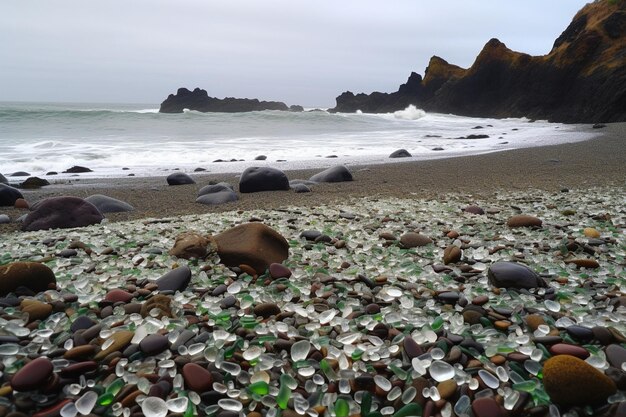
1 1 588 107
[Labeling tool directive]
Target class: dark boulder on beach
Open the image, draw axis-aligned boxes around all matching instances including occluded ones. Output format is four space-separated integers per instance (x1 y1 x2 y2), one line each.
239 167 290 193
167 172 195 185
487 261 547 289
292 183 311 193
196 190 239 205
21 177 50 189
63 165 93 173
155 265 192 292
0 262 56 296
389 149 412 158
10 171 30 177
159 87 296 113
85 194 135 213
197 182 234 196
21 196 104 231
309 165 353 183
330 1 626 123
0 174 8 184
0 184 24 206
214 223 289 274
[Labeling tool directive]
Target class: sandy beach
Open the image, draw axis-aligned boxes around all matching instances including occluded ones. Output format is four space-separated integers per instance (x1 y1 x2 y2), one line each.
1 123 624 232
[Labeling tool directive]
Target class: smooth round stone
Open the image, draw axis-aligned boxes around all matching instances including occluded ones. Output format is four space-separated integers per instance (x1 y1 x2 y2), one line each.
583 227 601 238
104 289 134 303
437 291 460 304
471 397 505 417
606 344 626 369
389 149 412 158
506 214 542 228
543 355 617 407
365 303 381 314
429 360 455 382
269 263 292 279
549 343 590 359
167 172 195 186
472 295 489 306
400 232 432 248
70 315 96 333
566 325 594 341
300 230 322 241
0 214 10 224
139 334 169 356
487 262 545 289
592 326 615 345
443 246 462 264
463 205 485 215
253 303 281 318
20 299 52 322
59 361 98 379
155 266 191 292
403 336 423 359
0 262 56 297
94 331 134 361
182 363 213 393
437 380 457 400
11 357 53 391
141 396 168 417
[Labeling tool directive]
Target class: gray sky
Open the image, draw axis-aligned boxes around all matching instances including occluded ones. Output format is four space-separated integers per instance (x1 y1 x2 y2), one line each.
1 0 588 107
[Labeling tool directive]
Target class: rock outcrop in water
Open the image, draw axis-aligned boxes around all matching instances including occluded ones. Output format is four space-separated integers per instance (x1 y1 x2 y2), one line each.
159 88 298 113
331 0 626 123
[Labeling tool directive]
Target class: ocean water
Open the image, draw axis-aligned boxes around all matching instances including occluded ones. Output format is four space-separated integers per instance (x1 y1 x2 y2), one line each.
0 101 596 180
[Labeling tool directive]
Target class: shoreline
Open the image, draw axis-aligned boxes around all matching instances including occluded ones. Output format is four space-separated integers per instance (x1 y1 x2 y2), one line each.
1 122 624 233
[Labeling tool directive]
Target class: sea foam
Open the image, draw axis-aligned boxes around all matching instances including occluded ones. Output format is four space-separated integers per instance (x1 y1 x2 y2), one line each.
393 105 426 120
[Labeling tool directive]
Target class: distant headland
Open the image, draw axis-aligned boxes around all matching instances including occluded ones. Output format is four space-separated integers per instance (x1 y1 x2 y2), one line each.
329 0 625 123
159 88 303 113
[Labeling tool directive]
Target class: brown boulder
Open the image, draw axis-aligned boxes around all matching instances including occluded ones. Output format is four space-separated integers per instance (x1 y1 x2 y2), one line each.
0 262 56 296
214 223 289 274
169 232 215 260
506 214 542 228
443 246 462 264
400 232 432 248
22 196 104 231
543 354 616 407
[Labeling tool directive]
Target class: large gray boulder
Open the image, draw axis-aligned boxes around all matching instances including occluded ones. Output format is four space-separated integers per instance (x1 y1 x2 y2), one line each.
239 167 290 193
167 172 195 185
0 184 23 206
22 196 104 231
85 194 135 213
309 165 353 183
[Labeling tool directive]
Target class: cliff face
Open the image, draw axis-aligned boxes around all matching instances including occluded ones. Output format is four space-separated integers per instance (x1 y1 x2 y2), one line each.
159 88 296 113
331 0 626 123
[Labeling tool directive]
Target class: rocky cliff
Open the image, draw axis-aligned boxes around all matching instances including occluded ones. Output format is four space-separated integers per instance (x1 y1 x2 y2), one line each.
331 0 626 123
159 88 300 113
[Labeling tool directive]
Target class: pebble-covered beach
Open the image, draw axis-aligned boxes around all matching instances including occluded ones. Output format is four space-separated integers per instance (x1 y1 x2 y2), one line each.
0 184 625 417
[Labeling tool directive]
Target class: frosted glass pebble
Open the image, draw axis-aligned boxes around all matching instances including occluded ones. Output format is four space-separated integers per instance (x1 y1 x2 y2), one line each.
0 345 19 356
319 310 337 324
496 366 509 382
141 397 168 417
530 348 543 362
430 347 445 360
411 358 427 375
75 391 98 415
544 300 561 312
166 397 188 413
401 386 417 404
227 281 242 294
504 390 520 410
454 395 470 415
220 361 241 376
60 402 77 417
429 360 455 382
478 370 500 389
291 340 311 362
387 288 402 298
243 346 263 361
374 375 392 391
218 399 243 412
524 360 541 376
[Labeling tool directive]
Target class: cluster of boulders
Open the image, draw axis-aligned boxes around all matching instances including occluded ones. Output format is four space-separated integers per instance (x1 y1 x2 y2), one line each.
167 164 354 206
